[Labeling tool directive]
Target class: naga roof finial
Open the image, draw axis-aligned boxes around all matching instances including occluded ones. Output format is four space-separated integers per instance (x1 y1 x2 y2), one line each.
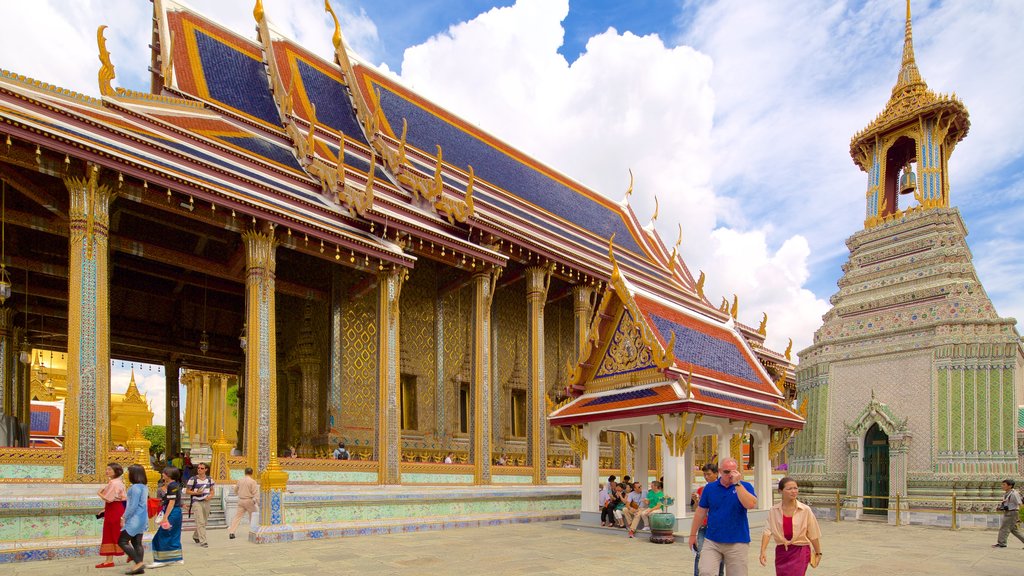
625 168 633 198
97 25 116 97
650 196 659 224
758 312 768 336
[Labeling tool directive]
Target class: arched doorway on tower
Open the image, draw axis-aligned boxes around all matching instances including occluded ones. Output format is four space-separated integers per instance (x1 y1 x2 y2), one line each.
863 423 889 515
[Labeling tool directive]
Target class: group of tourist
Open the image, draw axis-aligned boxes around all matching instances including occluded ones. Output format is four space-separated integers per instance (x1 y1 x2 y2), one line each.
94 461 260 572
598 475 669 538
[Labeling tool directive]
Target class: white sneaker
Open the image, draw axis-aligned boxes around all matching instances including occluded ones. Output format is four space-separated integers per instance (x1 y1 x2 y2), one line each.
145 563 166 570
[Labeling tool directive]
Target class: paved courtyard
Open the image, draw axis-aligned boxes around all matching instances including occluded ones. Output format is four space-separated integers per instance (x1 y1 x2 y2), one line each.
7 519 1022 575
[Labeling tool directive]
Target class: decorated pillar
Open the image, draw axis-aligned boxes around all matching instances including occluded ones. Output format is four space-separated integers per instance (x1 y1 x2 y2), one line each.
200 373 210 446
329 267 343 440
164 362 180 459
210 429 232 485
219 375 229 441
889 431 912 512
571 285 595 365
242 230 282 477
62 166 113 482
0 307 13 421
470 267 499 484
661 435 687 521
235 369 246 452
845 435 861 515
376 267 405 484
255 453 290 539
526 265 552 484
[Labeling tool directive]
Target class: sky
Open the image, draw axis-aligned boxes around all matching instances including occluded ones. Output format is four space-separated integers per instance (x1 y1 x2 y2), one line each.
1 0 1022 365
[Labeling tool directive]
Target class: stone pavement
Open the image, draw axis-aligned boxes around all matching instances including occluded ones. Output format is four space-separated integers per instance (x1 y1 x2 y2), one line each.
7 519 1022 575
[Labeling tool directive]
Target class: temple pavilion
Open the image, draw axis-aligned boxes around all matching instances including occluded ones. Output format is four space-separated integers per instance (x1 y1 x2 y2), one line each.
0 0 800 558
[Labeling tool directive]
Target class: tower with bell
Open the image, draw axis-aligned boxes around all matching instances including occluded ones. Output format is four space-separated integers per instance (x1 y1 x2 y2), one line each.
795 1 1023 526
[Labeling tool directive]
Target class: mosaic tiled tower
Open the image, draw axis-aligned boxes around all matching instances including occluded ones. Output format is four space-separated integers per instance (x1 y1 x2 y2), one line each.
794 2 1024 517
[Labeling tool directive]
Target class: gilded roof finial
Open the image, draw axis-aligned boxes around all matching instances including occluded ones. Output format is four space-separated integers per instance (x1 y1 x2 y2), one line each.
893 0 923 96
650 196 659 224
253 0 264 22
695 270 705 300
730 294 738 320
324 0 342 50
97 26 116 97
625 168 633 198
608 233 620 284
785 338 793 361
757 312 768 336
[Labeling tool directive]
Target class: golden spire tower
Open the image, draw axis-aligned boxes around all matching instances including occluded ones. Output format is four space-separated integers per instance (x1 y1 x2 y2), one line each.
849 0 969 228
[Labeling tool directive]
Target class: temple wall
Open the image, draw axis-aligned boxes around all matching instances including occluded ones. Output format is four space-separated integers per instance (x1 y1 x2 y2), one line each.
398 262 438 446
341 290 377 449
829 352 932 474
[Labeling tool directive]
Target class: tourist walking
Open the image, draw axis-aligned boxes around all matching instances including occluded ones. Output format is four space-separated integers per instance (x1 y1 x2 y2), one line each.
993 478 1024 548
95 462 126 568
228 467 259 539
148 467 184 567
691 463 724 576
185 463 214 548
688 457 757 576
759 477 822 575
118 465 148 575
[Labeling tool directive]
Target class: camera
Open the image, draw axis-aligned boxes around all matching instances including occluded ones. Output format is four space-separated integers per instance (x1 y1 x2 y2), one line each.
997 504 1008 512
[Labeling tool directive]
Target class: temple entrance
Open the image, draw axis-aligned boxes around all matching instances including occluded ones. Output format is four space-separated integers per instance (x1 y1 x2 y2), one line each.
862 423 889 515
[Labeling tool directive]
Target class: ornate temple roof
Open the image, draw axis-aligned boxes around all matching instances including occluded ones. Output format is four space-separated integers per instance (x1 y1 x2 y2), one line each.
849 1 969 169
549 242 804 429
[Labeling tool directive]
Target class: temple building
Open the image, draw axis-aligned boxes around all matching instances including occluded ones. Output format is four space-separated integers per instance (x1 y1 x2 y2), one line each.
794 2 1024 527
0 0 799 560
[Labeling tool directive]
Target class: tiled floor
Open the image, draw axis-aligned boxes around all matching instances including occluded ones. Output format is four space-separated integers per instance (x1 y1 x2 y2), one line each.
7 519 1022 575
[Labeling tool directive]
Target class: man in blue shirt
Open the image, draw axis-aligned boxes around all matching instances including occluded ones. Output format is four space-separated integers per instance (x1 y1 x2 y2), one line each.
687 457 757 576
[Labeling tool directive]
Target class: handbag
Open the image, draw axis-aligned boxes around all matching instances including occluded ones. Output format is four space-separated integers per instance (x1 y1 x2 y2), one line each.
147 497 163 519
809 552 822 569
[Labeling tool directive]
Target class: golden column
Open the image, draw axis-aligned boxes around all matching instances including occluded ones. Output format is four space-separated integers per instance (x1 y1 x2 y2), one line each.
0 307 13 420
200 372 210 446
572 285 595 362
471 267 500 484
376 267 404 484
62 165 113 482
242 230 283 477
219 374 229 441
526 265 552 484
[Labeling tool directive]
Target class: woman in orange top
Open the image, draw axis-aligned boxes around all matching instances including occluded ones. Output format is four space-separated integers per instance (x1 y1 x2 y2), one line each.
96 462 127 568
759 477 822 575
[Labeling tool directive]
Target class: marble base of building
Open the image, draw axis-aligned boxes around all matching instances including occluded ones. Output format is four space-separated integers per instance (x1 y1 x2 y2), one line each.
0 483 580 562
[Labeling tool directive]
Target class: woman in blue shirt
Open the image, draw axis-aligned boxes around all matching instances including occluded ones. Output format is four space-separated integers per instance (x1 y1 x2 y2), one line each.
119 465 148 575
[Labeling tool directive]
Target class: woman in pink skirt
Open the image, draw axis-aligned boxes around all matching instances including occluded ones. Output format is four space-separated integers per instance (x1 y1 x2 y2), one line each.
759 477 823 575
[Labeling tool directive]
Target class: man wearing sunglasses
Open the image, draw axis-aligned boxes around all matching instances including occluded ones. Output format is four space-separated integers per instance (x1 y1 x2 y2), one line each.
687 457 757 576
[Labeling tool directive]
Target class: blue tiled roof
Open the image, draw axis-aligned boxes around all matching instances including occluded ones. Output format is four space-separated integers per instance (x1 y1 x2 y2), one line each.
295 59 367 145
374 85 644 255
582 388 657 407
219 136 303 172
323 142 390 180
194 29 281 126
699 389 773 411
648 313 760 384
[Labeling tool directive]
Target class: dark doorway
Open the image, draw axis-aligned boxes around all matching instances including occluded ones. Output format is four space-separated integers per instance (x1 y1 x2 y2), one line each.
863 423 889 515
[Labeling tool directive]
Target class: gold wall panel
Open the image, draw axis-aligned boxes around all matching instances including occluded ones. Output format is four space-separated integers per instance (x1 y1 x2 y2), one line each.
342 290 377 440
440 285 471 442
398 261 437 438
545 298 573 451
493 282 527 446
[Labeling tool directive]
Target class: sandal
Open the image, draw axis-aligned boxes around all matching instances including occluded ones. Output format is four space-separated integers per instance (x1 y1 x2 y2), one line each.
96 562 115 568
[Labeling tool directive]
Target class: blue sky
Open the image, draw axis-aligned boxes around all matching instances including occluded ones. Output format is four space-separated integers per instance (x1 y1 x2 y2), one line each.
1 0 1022 359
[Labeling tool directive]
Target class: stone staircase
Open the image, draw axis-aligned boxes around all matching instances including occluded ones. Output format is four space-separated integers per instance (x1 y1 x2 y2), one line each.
180 490 228 533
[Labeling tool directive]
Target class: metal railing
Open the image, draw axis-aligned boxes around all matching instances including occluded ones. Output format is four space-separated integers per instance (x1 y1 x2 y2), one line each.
774 490 1006 530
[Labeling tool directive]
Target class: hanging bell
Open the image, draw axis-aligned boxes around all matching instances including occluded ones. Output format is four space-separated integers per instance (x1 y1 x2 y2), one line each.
899 165 916 195
0 264 11 303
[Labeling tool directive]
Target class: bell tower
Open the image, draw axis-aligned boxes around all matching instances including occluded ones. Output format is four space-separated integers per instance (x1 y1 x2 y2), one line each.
850 0 970 228
795 0 1024 523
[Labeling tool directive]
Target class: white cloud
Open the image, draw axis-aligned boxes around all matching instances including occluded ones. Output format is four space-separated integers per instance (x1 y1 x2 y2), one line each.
396 0 827 352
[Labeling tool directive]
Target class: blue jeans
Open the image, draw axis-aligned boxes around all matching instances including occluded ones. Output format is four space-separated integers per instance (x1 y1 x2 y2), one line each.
694 526 725 576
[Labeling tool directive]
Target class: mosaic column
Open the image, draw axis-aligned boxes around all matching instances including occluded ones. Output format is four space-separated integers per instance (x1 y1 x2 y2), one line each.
377 267 405 485
635 427 651 484
164 362 180 459
62 166 112 483
255 452 290 540
329 268 343 439
471 267 499 485
298 304 319 456
236 369 246 452
219 375 229 439
0 307 12 420
242 230 283 478
526 265 552 484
